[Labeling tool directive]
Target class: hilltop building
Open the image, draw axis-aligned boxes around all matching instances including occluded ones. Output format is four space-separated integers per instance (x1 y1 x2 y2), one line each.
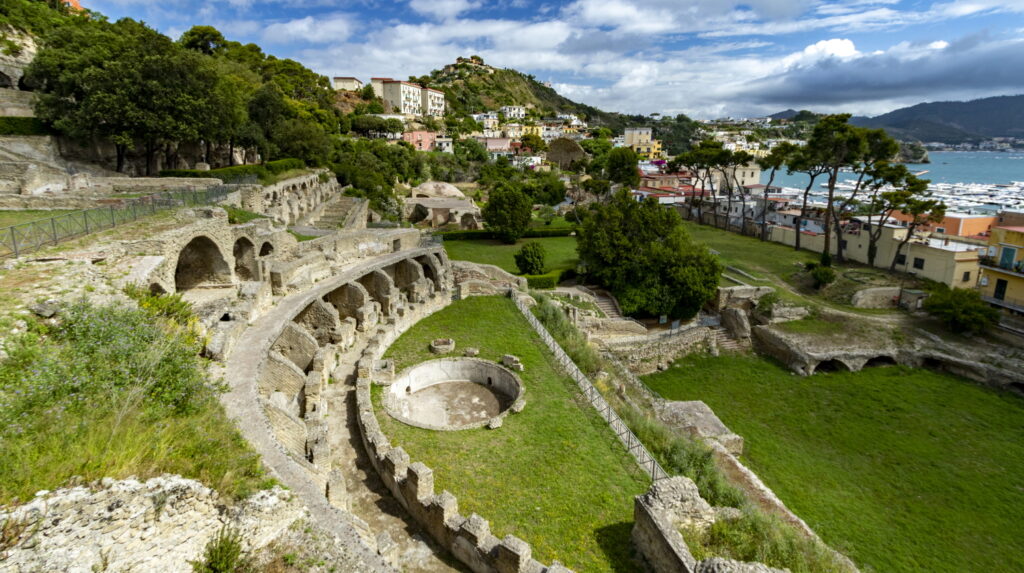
355 77 445 117
332 77 363 91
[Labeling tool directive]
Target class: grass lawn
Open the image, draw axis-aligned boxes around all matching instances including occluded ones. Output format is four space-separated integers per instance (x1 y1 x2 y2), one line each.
643 353 1024 573
0 210 77 228
679 220 915 310
443 236 578 275
378 296 649 572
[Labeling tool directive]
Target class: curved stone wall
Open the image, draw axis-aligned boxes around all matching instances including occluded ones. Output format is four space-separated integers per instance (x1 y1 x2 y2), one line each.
384 358 525 431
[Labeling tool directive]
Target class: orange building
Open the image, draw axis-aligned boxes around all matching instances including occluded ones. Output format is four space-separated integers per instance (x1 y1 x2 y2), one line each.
890 211 996 237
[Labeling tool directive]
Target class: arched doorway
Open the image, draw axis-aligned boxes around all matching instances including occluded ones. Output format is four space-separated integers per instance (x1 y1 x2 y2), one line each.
233 237 257 281
174 236 231 291
259 241 275 257
814 359 850 374
0 71 13 90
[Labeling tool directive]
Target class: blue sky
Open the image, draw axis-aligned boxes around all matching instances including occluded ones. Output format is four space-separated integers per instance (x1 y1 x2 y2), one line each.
85 0 1024 119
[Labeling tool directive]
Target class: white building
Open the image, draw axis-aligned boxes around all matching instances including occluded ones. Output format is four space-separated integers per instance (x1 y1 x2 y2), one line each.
471 112 500 130
503 123 523 139
421 88 446 117
501 105 527 120
332 77 363 91
624 127 653 147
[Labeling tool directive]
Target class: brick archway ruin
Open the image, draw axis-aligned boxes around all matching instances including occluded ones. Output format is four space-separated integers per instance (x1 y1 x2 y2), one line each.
174 236 231 291
233 237 258 281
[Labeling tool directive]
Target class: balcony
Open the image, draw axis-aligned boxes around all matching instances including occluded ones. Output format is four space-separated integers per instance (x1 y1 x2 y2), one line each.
982 294 1024 314
979 255 1024 277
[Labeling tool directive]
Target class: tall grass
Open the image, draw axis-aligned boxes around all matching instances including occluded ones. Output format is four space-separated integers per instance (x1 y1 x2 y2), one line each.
0 299 269 505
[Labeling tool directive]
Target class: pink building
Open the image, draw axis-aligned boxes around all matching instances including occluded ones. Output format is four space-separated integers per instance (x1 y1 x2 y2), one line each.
402 130 439 151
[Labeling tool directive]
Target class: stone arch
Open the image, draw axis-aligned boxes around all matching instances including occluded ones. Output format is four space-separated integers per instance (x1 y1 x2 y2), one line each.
0 71 12 89
174 235 231 291
233 237 257 281
259 241 275 257
324 282 377 329
813 359 850 374
864 356 897 368
416 254 443 290
358 269 398 316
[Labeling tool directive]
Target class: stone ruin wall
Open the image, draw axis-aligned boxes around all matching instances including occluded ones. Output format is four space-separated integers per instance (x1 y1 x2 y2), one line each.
0 475 302 573
240 169 339 226
355 336 571 573
602 327 715 375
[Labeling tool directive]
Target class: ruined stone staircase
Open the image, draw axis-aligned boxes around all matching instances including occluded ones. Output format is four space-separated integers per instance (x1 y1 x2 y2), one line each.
311 196 359 230
712 327 744 352
594 291 622 319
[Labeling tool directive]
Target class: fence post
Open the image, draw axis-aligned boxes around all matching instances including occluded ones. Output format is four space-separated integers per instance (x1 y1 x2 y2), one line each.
50 217 58 245
110 205 116 228
9 226 18 258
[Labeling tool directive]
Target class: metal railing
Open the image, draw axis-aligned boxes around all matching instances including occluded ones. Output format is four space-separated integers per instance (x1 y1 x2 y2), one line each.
0 186 234 259
510 291 669 482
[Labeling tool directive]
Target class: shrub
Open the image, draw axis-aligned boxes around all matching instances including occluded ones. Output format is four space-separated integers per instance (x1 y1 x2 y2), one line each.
810 266 836 289
483 184 532 244
122 284 194 326
264 158 304 175
525 270 562 289
515 242 546 275
191 527 254 573
923 287 1000 334
819 252 832 268
159 165 269 184
755 291 780 315
0 117 52 136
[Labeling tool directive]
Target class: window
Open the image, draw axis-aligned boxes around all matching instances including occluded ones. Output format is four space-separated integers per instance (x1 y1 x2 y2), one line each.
936 227 946 233
895 254 906 265
962 271 971 282
913 257 925 270
840 240 848 249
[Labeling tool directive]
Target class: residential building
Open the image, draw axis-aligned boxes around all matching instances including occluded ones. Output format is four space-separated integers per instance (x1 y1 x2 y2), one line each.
370 77 392 98
624 127 664 158
541 123 564 142
503 123 523 139
997 210 1024 228
890 211 996 237
471 112 499 130
421 88 446 117
522 124 542 138
979 226 1024 314
435 137 454 154
707 163 762 191
402 130 438 152
501 105 526 120
382 81 426 115
332 77 364 91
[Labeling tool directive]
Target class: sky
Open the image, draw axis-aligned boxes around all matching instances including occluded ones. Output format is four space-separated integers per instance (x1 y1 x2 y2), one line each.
83 0 1024 119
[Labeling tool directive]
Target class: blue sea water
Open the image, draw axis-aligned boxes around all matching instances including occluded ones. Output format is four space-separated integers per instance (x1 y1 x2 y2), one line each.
762 151 1024 189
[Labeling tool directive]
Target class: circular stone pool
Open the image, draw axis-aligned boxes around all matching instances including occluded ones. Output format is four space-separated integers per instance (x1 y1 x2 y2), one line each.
384 358 524 431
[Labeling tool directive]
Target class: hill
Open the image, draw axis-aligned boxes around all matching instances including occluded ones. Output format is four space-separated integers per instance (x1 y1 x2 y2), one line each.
412 58 699 154
850 94 1024 143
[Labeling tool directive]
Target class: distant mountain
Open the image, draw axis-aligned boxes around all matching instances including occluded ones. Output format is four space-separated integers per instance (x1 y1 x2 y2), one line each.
770 109 799 120
850 95 1024 143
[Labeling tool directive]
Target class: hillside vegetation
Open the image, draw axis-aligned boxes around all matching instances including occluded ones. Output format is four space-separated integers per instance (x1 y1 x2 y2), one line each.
851 94 1024 143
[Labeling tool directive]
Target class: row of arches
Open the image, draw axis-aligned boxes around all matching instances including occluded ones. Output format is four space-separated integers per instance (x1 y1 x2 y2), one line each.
809 355 898 375
170 234 276 293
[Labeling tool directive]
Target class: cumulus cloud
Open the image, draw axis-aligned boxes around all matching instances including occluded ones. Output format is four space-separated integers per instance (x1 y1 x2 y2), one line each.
409 0 480 20
261 14 353 44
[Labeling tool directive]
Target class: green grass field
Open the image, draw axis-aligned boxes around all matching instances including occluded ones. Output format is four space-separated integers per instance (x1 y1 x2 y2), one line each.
643 353 1024 573
378 296 649 572
442 236 578 275
0 209 76 228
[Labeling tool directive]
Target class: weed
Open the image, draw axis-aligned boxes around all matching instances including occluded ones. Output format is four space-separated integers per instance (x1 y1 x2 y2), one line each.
191 527 254 573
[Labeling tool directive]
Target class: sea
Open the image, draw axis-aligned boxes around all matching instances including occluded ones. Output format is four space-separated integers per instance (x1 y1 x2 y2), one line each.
762 151 1024 189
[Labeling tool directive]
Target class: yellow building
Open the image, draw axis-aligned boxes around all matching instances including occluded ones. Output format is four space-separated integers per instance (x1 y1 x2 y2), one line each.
979 226 1024 314
633 139 663 159
521 124 542 137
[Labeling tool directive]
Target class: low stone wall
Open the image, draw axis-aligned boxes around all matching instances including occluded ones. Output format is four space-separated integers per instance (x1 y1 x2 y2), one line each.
714 285 776 311
451 260 527 292
0 475 301 573
602 326 715 375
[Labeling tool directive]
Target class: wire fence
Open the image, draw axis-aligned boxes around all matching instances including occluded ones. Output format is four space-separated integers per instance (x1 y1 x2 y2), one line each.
0 186 234 260
509 291 669 482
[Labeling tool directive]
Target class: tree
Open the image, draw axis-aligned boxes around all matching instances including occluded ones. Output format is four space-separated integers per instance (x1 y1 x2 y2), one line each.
607 147 639 187
483 183 532 243
359 84 376 100
757 142 796 241
890 186 945 271
454 137 488 162
514 242 546 275
787 144 829 252
828 128 898 262
547 138 585 170
863 164 914 267
670 140 724 224
179 25 226 55
520 133 546 153
582 178 611 197
805 114 867 265
577 190 722 319
923 287 999 334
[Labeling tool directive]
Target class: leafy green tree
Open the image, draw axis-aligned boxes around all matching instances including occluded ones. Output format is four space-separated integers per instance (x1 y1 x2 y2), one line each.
805 114 867 265
757 142 796 241
889 186 945 271
483 183 532 243
179 25 226 55
578 190 721 318
521 133 546 152
863 164 916 267
670 140 725 224
454 137 488 163
810 266 836 289
607 147 639 187
787 143 829 252
582 178 611 196
827 128 899 261
514 242 546 274
272 119 329 166
923 287 999 334
523 170 566 205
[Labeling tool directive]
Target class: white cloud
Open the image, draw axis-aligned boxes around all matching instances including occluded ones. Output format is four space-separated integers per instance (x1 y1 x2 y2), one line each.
409 0 480 20
261 14 352 44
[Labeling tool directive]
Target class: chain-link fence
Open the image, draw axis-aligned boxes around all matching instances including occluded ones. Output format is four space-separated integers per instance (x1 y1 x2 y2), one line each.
0 186 234 260
510 291 669 482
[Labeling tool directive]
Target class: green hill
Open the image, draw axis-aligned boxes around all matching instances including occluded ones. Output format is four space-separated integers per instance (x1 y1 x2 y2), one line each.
851 94 1024 143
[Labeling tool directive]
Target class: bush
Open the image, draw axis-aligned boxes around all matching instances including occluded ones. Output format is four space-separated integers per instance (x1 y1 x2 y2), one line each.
0 117 52 136
221 206 268 225
264 158 305 175
515 242 546 275
923 287 1000 334
755 291 780 315
483 184 532 244
159 164 269 184
122 284 194 326
525 270 563 289
810 266 836 289
819 252 832 268
191 527 254 573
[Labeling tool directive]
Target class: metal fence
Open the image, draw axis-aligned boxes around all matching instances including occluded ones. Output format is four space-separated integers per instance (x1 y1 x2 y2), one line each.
510 291 669 482
0 186 234 259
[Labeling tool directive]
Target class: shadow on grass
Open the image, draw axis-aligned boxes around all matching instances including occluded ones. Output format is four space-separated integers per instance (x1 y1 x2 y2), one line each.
594 521 641 573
